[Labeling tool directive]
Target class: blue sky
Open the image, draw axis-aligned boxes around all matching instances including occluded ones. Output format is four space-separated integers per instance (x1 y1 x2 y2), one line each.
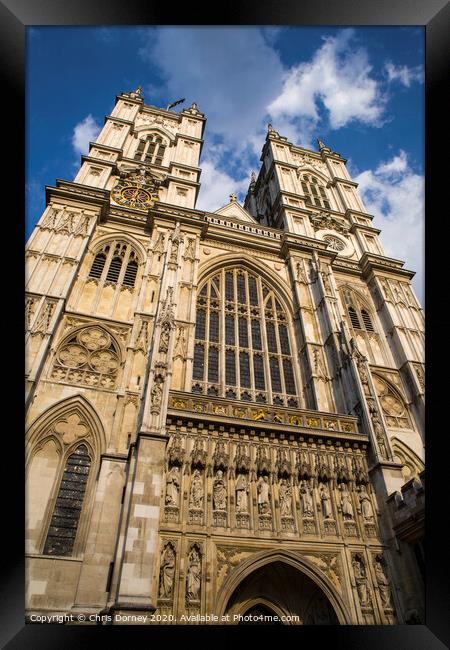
26 26 424 302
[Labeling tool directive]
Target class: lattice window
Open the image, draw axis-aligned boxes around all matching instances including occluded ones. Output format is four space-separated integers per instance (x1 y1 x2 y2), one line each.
301 174 331 210
192 267 299 404
43 444 91 557
134 133 167 166
88 240 140 290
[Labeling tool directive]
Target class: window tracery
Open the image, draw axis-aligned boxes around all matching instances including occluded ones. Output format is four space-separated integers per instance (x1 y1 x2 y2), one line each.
88 240 140 289
134 133 167 166
51 325 121 389
192 268 298 406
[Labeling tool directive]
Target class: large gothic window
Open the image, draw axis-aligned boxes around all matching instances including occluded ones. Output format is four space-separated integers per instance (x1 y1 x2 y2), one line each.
134 133 166 166
43 444 91 557
300 174 331 210
88 240 140 289
192 268 299 406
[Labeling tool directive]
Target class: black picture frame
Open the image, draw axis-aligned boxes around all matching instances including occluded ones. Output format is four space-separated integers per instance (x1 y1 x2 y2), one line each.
4 1 448 647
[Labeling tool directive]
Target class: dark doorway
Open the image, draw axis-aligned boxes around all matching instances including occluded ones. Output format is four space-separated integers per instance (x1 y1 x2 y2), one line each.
239 604 283 625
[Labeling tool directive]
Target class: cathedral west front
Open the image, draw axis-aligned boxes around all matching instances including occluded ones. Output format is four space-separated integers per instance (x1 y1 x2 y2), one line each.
25 86 425 625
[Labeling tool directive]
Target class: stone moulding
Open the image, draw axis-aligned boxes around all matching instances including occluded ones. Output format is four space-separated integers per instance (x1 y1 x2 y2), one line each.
167 390 364 444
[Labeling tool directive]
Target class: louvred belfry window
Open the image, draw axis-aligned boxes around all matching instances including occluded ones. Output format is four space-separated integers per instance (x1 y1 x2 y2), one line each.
43 444 91 557
192 268 299 406
134 133 166 166
300 174 331 210
88 241 140 289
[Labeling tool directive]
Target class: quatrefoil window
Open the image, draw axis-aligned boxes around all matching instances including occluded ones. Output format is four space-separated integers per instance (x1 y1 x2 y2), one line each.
52 326 121 389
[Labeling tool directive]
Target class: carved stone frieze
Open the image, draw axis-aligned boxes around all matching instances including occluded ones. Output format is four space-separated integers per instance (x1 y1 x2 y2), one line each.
303 553 342 592
309 212 349 235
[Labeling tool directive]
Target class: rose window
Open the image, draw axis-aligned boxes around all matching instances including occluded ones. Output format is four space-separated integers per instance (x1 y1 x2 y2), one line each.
323 235 345 252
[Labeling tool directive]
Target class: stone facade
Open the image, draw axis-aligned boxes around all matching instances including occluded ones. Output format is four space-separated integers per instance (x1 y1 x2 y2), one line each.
25 88 425 625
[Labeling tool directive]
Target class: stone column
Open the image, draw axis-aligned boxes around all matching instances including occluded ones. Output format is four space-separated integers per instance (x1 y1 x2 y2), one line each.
111 432 167 619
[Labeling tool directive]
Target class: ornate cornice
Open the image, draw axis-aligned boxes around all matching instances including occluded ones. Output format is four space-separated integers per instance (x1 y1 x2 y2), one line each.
360 253 415 280
280 232 335 258
45 180 109 219
167 391 364 445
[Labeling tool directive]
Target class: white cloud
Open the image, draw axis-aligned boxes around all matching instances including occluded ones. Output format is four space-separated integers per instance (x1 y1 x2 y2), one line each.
375 150 408 176
138 28 393 208
385 62 423 87
71 114 101 155
268 29 387 142
354 151 424 304
196 158 250 213
137 27 423 301
139 27 285 170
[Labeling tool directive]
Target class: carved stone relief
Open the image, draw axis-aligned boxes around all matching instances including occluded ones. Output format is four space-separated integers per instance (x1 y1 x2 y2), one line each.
31 300 56 336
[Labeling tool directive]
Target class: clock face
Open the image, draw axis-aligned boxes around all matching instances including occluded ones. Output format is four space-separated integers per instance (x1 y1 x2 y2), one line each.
112 183 158 209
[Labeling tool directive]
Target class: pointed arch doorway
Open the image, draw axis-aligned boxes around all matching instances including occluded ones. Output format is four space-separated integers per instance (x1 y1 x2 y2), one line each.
221 557 344 625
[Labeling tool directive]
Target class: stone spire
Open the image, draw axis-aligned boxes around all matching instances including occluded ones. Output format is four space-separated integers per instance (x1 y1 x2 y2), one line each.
317 137 332 154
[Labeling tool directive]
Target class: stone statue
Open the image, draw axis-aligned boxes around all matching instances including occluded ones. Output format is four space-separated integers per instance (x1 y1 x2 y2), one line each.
159 322 171 353
375 557 392 608
320 484 332 519
189 469 204 509
159 544 175 599
235 473 249 513
279 479 292 516
353 556 369 606
359 485 374 520
213 470 227 511
339 483 354 519
296 261 308 284
184 238 196 260
174 325 187 358
300 480 314 516
257 476 270 514
186 546 201 601
151 381 163 411
165 466 180 506
321 271 332 294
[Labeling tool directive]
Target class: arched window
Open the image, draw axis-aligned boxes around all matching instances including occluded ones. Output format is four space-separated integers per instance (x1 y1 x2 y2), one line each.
134 134 167 166
300 174 331 210
43 444 91 556
192 268 299 406
88 240 140 289
342 289 375 334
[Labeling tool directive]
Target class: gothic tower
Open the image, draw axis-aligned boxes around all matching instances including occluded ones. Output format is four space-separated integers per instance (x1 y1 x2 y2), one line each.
25 88 425 625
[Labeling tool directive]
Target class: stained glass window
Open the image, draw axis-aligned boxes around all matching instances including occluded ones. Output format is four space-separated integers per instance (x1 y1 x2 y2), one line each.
193 268 298 403
43 444 91 557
